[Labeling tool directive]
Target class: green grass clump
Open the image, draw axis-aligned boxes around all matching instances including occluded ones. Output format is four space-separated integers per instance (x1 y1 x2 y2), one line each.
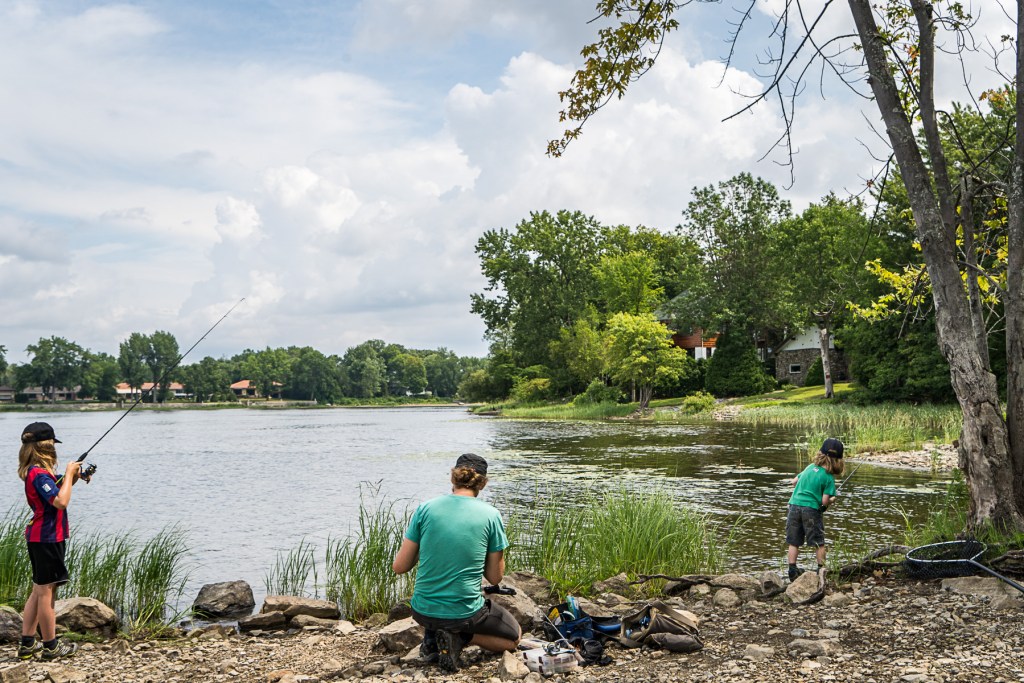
499 402 638 420
325 498 414 620
506 487 732 596
1 512 190 630
265 538 318 598
733 402 961 452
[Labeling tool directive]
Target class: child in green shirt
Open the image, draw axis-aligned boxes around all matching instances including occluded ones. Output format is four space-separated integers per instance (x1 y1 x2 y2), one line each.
785 438 845 581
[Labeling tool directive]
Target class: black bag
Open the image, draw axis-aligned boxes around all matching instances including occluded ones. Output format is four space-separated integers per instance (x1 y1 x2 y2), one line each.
615 600 703 653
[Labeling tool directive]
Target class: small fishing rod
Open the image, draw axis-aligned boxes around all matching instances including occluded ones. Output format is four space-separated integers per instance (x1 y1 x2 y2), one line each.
73 298 246 476
836 462 862 495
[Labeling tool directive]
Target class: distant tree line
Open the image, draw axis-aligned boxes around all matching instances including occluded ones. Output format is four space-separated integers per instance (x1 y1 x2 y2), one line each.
0 336 483 404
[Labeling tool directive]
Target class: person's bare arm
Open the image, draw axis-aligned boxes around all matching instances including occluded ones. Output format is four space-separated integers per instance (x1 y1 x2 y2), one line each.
392 538 419 574
52 462 81 510
483 550 505 586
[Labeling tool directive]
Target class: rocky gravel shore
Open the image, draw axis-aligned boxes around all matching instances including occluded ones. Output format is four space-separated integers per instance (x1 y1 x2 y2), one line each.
4 572 1022 683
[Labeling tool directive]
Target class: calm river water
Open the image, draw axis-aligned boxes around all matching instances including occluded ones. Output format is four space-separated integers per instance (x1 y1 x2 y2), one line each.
1 407 947 608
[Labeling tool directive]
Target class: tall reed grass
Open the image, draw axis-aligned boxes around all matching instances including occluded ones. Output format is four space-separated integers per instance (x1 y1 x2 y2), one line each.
0 511 190 629
265 538 318 598
325 498 413 620
733 403 961 452
506 487 733 596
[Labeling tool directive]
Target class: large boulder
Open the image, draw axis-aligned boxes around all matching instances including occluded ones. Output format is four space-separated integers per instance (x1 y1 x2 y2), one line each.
261 596 340 620
942 576 1024 602
506 572 556 604
377 617 423 653
490 578 542 630
193 581 255 618
711 573 761 592
0 662 29 683
238 611 287 632
785 571 821 604
54 597 118 638
0 606 22 643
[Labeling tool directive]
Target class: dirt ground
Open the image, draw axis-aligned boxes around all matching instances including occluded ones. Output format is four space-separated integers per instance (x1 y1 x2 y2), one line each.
7 573 1023 683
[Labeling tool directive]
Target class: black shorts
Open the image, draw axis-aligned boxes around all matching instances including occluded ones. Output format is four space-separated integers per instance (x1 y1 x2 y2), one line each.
27 541 69 586
786 504 826 548
412 599 520 642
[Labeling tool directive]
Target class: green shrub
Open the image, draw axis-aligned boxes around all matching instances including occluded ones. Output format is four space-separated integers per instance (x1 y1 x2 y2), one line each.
510 377 552 404
804 357 824 386
679 390 716 414
573 380 622 405
705 331 775 397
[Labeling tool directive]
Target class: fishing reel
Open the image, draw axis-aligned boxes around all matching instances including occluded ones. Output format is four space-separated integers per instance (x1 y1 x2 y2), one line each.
483 584 516 596
80 462 97 480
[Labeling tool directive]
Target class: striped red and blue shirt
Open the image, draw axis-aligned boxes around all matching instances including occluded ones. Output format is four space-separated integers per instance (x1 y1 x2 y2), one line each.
24 466 68 543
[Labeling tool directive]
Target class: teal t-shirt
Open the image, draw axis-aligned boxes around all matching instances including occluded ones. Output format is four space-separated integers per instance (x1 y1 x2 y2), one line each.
789 463 837 509
405 494 508 620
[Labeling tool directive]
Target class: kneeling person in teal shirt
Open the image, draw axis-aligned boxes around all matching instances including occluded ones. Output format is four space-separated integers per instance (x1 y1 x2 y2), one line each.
393 453 521 673
785 438 845 582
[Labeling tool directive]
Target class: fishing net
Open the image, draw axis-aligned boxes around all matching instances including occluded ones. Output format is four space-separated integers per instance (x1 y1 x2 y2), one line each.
903 540 986 580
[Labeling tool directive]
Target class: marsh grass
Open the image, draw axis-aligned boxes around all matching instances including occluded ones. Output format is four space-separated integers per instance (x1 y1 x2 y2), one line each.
0 511 190 628
0 509 31 607
325 497 413 620
734 403 961 452
265 538 318 598
506 487 732 596
499 402 638 420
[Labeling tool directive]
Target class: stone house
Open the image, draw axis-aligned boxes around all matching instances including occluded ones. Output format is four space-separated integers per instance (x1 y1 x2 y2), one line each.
774 327 847 387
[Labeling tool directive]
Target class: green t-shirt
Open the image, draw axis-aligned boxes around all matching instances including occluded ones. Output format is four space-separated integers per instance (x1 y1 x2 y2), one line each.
405 494 508 620
789 463 837 509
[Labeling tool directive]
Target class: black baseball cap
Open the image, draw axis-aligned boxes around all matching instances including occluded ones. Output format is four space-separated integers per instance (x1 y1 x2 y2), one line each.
821 438 843 458
455 453 488 475
22 422 61 444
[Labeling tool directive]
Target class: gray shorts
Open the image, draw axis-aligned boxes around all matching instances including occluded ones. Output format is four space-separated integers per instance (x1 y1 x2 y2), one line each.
412 599 520 641
786 504 826 547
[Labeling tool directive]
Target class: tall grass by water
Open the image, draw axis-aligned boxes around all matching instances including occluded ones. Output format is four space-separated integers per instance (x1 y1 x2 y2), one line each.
492 402 638 420
0 512 190 631
732 403 961 452
506 487 733 596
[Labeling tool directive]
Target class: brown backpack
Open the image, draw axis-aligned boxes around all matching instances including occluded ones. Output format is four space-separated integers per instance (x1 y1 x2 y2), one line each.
615 600 704 653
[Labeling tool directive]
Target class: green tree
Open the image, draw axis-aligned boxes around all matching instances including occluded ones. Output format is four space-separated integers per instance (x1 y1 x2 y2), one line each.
287 347 342 402
118 333 149 395
241 347 291 399
23 337 88 401
342 342 387 398
670 173 795 345
549 318 608 393
0 345 6 377
180 356 234 403
423 349 462 398
594 251 664 315
471 210 606 367
704 330 775 398
144 331 181 402
552 0 1024 529
780 194 884 398
80 352 119 401
393 354 428 395
605 313 693 410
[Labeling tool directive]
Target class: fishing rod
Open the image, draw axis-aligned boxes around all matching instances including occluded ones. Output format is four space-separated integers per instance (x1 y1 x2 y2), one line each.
72 298 246 476
835 462 862 495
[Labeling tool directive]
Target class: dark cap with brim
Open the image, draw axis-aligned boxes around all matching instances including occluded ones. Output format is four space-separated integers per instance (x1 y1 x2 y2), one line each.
455 453 488 475
821 437 843 459
22 422 61 444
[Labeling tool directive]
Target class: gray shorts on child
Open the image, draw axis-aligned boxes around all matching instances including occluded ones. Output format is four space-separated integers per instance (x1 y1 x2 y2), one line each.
786 504 825 547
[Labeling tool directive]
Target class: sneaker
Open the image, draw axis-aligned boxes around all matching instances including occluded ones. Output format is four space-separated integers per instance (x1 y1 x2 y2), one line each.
17 641 42 660
436 629 463 673
40 640 77 661
788 566 805 582
419 630 439 664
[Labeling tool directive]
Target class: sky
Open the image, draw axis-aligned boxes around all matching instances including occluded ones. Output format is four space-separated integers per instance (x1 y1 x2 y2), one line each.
0 0 1016 364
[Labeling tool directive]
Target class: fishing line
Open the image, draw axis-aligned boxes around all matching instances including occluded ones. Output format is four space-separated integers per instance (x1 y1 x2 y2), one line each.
75 298 246 471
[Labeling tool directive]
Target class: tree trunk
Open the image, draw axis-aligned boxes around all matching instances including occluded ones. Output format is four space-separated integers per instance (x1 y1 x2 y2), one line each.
848 0 1024 529
1006 0 1024 513
817 323 834 399
639 384 653 410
